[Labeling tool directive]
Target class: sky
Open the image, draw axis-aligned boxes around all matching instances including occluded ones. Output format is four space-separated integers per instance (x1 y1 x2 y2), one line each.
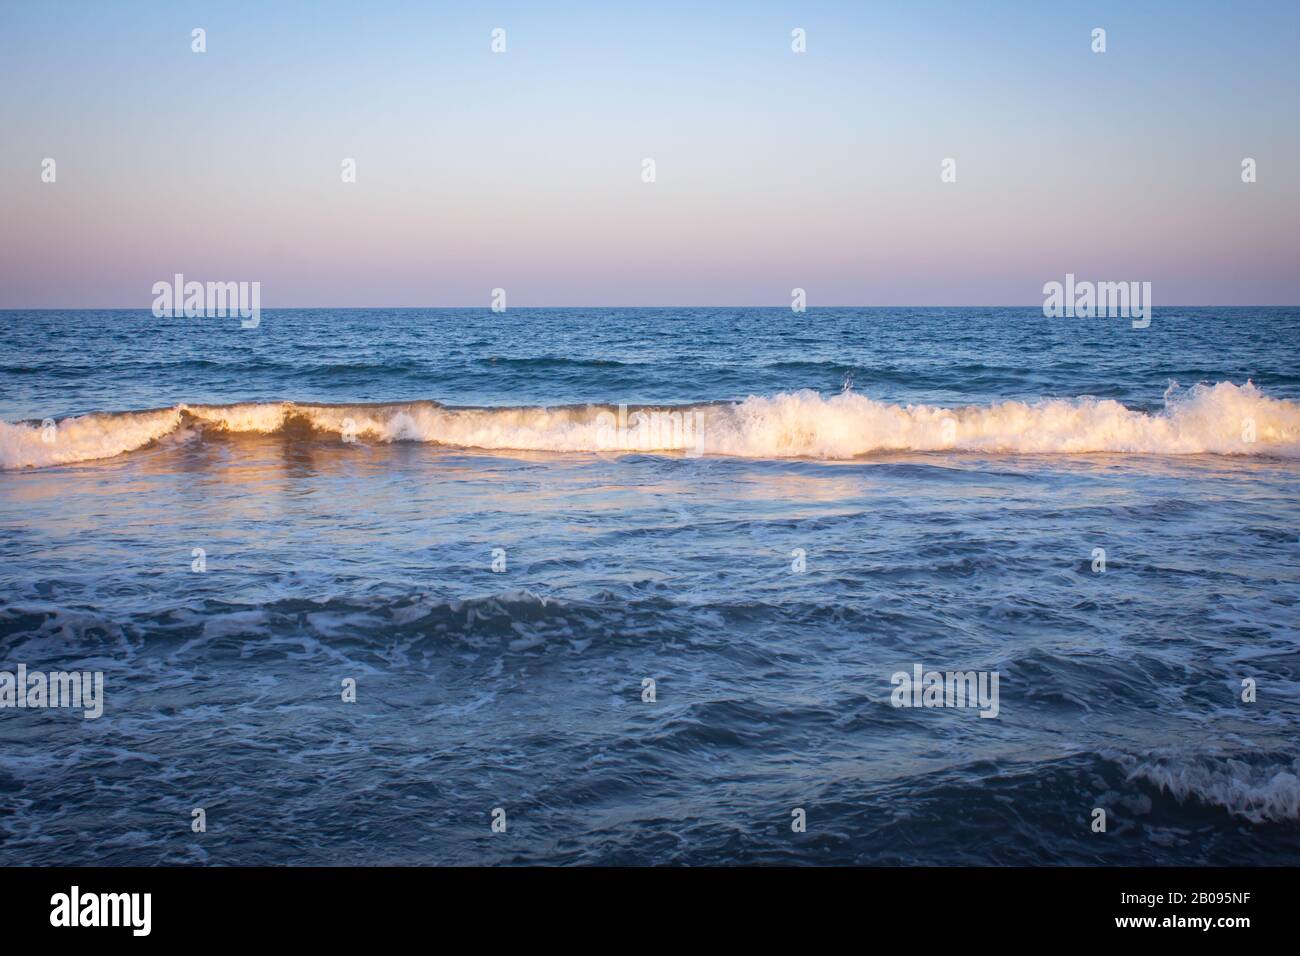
1 0 1297 307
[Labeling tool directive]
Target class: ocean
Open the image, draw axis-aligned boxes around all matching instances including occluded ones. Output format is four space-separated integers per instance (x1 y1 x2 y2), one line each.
1 306 1298 865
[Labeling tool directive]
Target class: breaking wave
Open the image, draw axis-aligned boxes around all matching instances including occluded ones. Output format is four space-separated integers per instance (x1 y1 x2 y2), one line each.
2 381 1298 469
1117 753 1300 824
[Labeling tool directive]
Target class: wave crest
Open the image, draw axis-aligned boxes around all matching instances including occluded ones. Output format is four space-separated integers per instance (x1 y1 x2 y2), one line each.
2 381 1298 469
1117 753 1300 824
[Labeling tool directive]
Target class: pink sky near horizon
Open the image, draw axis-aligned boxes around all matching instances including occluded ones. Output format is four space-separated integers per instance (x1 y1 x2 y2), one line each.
2 0 1297 307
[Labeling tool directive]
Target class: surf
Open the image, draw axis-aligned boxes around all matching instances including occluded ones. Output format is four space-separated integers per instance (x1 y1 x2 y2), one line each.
2 380 1298 469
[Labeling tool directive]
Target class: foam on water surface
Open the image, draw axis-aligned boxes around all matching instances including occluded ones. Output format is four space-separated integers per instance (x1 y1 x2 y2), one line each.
3 381 1297 469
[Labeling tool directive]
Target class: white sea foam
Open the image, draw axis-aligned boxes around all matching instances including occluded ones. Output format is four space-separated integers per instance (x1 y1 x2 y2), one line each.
2 381 1297 469
1119 754 1300 823
0 407 184 469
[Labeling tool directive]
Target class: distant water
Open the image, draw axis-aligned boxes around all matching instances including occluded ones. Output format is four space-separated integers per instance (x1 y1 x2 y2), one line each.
1 307 1298 865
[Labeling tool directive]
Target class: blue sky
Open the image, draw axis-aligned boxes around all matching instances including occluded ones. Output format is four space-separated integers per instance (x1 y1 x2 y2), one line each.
1 0 1297 305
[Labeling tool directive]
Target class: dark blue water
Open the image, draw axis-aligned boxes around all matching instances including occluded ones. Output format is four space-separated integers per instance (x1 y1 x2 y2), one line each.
3 308 1300 417
1 308 1298 864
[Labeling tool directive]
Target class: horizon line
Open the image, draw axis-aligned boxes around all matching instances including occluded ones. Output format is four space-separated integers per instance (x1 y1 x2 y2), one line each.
4 304 1299 312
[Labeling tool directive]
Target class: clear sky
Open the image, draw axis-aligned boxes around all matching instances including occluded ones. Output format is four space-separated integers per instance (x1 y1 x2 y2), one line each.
1 0 1297 307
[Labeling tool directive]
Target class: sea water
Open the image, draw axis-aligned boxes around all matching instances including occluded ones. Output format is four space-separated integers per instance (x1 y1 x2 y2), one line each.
1 307 1297 864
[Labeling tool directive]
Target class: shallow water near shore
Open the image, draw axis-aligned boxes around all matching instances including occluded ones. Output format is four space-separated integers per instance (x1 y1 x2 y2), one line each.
1 307 1298 864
